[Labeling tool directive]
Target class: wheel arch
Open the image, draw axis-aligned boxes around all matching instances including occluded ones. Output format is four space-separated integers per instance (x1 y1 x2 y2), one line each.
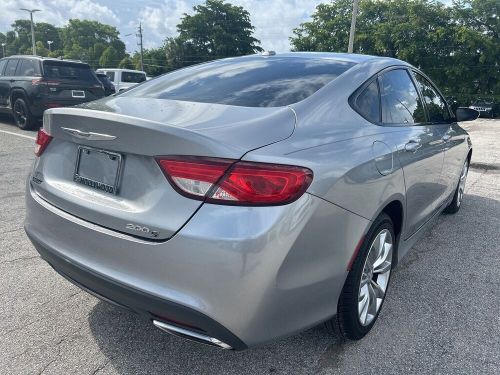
377 198 404 267
10 88 29 108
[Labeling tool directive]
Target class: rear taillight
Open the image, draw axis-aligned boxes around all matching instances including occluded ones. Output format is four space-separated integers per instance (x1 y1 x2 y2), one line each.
31 78 60 86
156 156 313 206
34 129 53 157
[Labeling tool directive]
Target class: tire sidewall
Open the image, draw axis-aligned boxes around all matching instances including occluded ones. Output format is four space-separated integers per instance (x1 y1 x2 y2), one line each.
338 213 395 339
13 98 33 130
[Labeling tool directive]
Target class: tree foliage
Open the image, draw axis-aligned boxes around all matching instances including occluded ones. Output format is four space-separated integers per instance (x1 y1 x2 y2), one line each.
176 0 263 62
1 19 126 68
291 0 499 102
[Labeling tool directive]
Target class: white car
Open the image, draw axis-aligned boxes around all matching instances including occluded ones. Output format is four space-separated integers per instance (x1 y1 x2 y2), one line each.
96 68 146 92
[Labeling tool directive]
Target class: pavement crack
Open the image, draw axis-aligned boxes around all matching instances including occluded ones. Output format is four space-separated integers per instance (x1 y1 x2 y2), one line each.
90 359 111 375
38 358 57 375
0 255 40 265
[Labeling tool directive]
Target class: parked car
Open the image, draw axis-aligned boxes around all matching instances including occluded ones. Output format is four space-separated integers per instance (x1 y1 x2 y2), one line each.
469 99 497 118
96 72 116 96
95 68 146 92
25 53 477 350
0 56 105 129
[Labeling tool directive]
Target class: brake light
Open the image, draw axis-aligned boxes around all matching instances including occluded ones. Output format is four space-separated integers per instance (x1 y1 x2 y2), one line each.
156 156 313 206
34 129 53 156
31 78 60 86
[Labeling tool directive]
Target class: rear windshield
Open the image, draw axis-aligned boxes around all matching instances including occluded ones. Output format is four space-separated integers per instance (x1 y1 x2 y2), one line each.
122 71 146 83
43 61 97 82
122 57 356 107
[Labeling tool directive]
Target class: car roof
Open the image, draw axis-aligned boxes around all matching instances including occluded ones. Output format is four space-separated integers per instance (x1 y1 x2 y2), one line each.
4 55 86 64
96 68 146 74
220 51 406 65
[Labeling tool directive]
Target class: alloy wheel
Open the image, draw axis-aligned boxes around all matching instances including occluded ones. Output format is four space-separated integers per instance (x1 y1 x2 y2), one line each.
358 229 393 326
13 101 27 127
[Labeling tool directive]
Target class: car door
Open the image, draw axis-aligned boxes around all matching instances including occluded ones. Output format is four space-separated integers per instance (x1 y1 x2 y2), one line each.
378 68 445 238
1 59 20 108
0 59 10 108
411 71 461 203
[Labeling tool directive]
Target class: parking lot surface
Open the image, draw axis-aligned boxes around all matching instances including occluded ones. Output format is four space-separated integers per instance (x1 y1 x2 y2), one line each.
1 115 499 374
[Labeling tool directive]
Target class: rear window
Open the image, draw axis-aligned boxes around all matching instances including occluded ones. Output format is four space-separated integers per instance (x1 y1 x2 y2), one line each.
43 61 97 82
122 71 146 83
122 57 356 107
354 80 380 123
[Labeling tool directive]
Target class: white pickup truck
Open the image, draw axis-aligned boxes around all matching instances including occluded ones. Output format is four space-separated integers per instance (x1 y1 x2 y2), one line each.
96 68 147 92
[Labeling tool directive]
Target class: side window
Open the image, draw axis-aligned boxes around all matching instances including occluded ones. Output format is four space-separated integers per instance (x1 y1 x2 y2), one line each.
379 69 426 125
106 71 115 81
354 80 380 123
0 60 7 76
16 59 38 76
413 73 451 123
4 59 19 76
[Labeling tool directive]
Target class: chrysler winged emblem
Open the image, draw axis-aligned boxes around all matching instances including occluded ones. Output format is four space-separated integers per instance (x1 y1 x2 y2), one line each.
61 127 117 141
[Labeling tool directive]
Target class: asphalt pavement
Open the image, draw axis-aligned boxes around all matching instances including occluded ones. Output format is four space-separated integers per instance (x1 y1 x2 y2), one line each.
0 114 499 374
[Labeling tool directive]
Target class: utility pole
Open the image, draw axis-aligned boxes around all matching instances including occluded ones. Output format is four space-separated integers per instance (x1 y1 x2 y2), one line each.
1 43 5 58
137 23 144 72
20 8 41 55
347 0 359 53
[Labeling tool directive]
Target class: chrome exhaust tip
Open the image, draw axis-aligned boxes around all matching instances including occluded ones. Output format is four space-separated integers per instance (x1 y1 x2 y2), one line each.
152 320 232 350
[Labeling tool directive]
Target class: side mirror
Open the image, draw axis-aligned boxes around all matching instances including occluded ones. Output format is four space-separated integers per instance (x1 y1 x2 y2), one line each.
456 107 479 122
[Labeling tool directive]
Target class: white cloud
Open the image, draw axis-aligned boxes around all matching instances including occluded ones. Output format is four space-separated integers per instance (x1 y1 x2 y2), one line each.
232 0 322 52
1 0 323 52
137 1 191 48
0 0 119 31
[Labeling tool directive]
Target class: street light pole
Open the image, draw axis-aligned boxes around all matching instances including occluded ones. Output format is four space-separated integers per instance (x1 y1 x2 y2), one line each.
20 8 41 55
348 0 359 53
1 43 5 58
137 23 144 72
47 40 53 52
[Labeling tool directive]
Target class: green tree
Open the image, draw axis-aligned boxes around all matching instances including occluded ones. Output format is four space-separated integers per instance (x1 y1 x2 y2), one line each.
61 19 126 68
176 0 262 63
99 46 120 67
118 56 134 69
290 0 499 105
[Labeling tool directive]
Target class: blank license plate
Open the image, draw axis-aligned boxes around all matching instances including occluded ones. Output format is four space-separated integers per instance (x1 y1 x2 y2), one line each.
72 90 85 98
73 147 122 194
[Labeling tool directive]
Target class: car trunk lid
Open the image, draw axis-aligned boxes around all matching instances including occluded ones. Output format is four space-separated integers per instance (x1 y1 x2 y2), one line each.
31 98 295 240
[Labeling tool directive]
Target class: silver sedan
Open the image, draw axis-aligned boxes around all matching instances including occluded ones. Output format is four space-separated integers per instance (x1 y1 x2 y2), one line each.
25 52 477 350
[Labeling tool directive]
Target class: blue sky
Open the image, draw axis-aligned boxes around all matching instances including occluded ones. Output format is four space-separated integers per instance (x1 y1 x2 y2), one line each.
2 0 452 53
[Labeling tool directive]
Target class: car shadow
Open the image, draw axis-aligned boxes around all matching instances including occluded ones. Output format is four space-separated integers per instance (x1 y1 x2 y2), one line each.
88 301 343 374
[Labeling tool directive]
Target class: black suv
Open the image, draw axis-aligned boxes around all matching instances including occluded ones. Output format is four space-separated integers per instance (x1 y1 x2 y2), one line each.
0 56 105 129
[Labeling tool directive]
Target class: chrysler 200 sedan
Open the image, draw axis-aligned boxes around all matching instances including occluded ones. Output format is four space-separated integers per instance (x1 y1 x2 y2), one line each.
25 53 478 350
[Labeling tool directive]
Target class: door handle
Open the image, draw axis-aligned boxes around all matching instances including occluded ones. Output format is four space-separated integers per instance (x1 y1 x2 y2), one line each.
404 140 421 152
442 134 451 142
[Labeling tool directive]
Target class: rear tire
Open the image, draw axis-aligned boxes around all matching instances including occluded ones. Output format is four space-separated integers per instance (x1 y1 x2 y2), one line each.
12 97 36 130
325 213 395 340
444 159 469 214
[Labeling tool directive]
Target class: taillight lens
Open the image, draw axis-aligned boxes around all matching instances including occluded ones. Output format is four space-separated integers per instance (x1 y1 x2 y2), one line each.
34 129 53 157
156 156 313 206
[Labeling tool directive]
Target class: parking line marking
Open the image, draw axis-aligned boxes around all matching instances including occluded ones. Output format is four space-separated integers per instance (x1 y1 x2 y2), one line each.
0 129 36 141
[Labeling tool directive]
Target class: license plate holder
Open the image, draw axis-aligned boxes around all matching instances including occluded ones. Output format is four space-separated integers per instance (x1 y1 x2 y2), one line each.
72 90 85 98
73 147 122 195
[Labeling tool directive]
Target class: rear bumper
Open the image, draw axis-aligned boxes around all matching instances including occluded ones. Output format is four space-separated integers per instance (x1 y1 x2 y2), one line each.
25 181 369 347
28 232 246 349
